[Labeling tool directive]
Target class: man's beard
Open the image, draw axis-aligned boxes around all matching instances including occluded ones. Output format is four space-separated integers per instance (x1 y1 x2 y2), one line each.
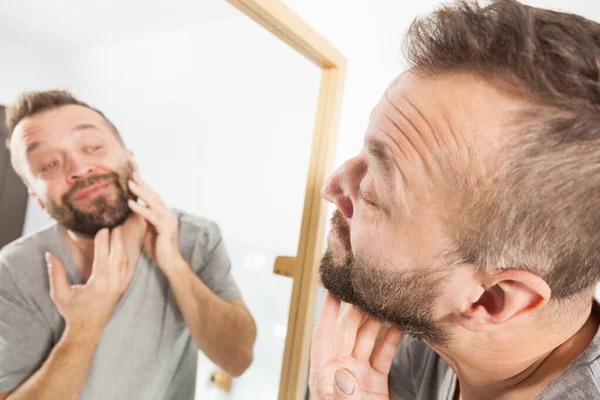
46 164 136 238
319 210 451 346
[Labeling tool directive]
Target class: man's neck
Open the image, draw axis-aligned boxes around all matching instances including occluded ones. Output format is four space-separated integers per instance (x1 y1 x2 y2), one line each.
64 230 96 280
437 301 600 400
62 215 147 281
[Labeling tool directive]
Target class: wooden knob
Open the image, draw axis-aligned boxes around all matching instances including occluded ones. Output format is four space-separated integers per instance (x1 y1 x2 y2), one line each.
211 370 233 393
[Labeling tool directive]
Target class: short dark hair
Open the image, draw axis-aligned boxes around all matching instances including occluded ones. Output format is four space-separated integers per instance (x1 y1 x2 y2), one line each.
405 0 600 299
4 90 123 149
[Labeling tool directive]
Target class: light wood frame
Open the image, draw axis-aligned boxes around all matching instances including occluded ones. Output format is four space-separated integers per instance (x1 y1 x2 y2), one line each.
224 1 347 399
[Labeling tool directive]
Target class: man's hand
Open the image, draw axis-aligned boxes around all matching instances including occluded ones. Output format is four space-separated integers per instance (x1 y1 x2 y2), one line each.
127 171 183 273
46 227 134 337
309 292 404 400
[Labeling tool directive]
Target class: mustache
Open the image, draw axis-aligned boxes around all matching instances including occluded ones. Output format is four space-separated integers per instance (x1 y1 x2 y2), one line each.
63 172 120 203
330 209 352 251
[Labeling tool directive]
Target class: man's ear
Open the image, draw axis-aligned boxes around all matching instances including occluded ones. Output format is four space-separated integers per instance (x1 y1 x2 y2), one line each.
32 194 51 218
458 269 551 332
127 149 139 172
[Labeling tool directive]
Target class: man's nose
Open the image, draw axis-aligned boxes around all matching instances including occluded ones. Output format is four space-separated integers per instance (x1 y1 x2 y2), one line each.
67 157 95 182
321 162 355 219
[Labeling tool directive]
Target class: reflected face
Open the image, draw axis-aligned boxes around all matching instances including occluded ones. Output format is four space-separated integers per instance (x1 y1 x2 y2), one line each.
320 71 515 346
11 105 135 237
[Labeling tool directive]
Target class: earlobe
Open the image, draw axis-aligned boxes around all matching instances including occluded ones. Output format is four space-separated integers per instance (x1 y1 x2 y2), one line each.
127 150 139 171
35 197 50 217
458 269 551 333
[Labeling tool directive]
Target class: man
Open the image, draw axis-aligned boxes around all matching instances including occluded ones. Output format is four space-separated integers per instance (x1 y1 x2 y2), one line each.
309 1 600 399
0 91 257 399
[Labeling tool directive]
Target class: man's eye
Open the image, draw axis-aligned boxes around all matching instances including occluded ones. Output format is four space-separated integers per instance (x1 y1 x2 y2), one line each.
86 146 101 153
41 161 57 172
358 189 377 207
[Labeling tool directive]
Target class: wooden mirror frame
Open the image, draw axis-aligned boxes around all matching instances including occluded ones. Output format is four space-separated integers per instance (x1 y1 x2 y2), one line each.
224 1 346 399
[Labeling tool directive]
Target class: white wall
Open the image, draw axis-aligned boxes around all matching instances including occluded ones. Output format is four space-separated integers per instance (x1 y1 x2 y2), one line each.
0 26 61 105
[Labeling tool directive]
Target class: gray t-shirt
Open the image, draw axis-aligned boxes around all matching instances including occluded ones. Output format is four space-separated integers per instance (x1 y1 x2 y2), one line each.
389 303 600 400
0 210 241 399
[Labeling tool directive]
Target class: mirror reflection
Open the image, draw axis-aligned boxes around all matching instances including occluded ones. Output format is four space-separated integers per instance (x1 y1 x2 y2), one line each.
0 1 322 399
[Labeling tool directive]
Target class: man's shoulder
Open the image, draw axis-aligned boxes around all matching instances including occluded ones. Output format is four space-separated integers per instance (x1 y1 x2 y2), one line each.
0 223 58 303
0 223 58 270
173 209 223 253
541 319 600 398
540 358 600 399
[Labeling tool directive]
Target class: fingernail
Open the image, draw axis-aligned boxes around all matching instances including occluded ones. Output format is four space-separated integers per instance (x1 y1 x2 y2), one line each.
45 252 53 268
335 368 354 395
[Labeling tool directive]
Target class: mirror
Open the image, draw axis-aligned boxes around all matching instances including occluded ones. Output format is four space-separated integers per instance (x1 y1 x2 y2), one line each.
0 1 344 399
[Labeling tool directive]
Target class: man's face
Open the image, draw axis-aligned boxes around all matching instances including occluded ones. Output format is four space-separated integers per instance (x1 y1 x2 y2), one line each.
11 104 135 237
320 72 516 346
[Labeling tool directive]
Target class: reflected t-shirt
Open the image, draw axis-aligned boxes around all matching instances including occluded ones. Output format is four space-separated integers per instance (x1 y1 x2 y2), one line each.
389 303 600 399
0 210 241 399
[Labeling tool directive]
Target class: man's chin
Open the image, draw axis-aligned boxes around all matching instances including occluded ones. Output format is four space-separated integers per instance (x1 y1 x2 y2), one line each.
59 206 133 238
319 251 357 304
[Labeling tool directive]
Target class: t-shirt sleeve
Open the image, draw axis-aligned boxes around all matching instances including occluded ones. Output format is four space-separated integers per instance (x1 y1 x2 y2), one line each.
388 338 418 400
187 222 242 302
0 260 53 393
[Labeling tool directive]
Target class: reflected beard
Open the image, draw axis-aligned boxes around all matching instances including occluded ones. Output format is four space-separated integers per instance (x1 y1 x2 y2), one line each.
46 164 136 238
319 210 451 346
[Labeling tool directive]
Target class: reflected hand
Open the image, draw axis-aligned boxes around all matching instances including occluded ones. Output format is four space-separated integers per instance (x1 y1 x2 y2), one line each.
309 292 404 399
127 171 182 272
46 227 133 336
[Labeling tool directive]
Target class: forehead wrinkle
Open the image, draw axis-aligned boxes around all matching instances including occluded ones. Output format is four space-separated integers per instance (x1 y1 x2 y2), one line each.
381 91 433 177
389 78 475 184
368 127 409 203
366 135 397 179
401 95 441 150
72 123 100 133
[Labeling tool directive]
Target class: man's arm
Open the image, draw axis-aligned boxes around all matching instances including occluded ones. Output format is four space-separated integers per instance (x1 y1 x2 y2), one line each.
126 169 257 377
165 258 256 377
2 326 100 400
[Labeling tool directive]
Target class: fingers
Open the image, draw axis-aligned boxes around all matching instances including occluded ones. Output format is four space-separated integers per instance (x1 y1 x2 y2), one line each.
108 227 126 278
311 291 341 370
128 199 162 227
92 228 110 277
351 317 383 361
335 304 366 358
128 172 163 210
369 325 404 374
46 253 71 302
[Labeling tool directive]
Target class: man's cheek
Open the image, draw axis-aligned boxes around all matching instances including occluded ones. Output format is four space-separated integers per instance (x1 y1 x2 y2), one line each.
37 184 55 205
351 226 380 256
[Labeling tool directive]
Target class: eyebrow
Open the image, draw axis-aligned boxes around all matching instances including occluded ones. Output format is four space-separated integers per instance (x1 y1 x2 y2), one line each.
366 138 394 179
26 123 100 154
